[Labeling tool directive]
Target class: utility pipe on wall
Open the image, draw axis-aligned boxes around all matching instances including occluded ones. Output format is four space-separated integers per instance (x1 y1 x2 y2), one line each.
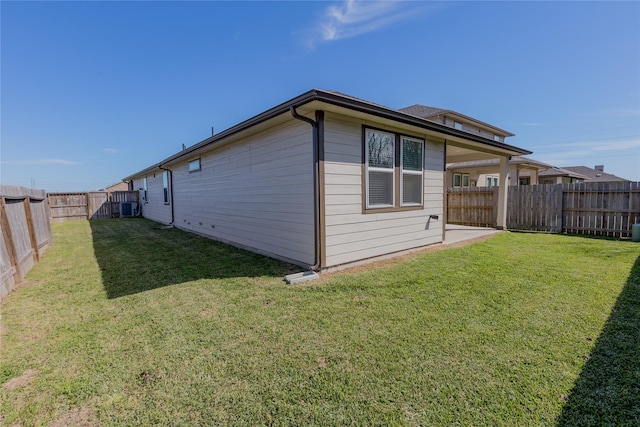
290 106 323 271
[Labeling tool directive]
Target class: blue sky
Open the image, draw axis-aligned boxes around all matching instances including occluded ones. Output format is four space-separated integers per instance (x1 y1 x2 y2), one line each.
2 0 639 192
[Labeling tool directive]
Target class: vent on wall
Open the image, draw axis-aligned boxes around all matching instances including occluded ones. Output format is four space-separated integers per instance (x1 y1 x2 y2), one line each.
120 202 138 218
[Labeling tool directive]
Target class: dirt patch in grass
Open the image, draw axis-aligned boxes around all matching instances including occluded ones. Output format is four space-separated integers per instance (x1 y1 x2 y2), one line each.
49 405 99 427
2 369 37 390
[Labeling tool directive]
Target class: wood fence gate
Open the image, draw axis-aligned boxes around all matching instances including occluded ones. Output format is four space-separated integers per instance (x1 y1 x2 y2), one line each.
506 185 563 232
446 187 497 227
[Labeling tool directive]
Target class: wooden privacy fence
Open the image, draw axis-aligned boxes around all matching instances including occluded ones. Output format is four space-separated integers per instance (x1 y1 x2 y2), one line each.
447 182 640 238
1 185 53 300
49 191 139 222
506 184 563 233
446 187 497 227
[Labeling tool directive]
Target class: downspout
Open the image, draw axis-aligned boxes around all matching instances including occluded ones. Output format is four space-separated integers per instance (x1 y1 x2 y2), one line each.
290 106 322 271
158 165 175 225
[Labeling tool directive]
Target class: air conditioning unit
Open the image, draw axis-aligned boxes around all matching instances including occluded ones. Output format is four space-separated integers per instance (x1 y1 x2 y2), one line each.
120 202 138 218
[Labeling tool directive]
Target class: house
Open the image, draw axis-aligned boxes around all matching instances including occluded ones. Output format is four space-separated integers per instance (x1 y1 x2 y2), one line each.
123 89 531 271
447 156 553 187
537 167 588 184
560 165 630 182
100 181 130 192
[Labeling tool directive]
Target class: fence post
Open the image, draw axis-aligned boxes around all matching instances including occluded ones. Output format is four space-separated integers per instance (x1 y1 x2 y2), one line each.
0 198 22 283
22 198 40 263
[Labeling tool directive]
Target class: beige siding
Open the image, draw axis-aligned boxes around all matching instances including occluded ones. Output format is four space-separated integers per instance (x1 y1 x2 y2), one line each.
133 174 172 224
323 113 445 268
443 117 501 141
169 120 315 266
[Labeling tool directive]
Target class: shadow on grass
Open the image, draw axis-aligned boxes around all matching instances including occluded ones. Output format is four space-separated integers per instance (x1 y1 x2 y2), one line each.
556 255 640 426
90 218 299 299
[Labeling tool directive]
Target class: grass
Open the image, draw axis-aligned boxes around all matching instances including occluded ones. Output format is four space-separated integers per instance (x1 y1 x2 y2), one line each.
1 218 638 426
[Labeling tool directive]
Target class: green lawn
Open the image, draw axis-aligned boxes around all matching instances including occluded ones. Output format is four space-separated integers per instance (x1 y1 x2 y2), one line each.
1 219 638 426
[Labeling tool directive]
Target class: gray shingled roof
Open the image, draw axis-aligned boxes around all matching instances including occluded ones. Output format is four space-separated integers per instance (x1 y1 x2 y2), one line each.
538 167 589 179
398 104 448 119
399 104 514 137
562 166 630 182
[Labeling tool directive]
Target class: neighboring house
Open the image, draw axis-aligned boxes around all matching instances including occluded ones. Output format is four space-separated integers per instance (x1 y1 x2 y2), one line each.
447 156 553 187
561 165 630 182
100 181 130 192
123 89 530 271
399 105 514 143
538 167 589 184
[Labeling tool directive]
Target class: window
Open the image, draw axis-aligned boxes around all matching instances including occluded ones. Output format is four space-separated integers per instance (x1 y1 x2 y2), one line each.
454 121 463 130
188 158 201 172
493 134 501 142
401 137 423 206
143 177 148 203
486 176 498 187
453 173 470 188
366 129 395 208
162 171 170 204
364 128 424 211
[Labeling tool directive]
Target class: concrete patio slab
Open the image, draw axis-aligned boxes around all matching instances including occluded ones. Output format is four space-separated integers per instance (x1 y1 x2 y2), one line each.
444 224 503 245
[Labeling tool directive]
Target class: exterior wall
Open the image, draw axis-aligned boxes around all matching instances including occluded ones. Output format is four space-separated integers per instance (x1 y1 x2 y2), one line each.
166 120 315 266
323 112 445 268
539 176 577 185
442 116 503 142
132 173 172 224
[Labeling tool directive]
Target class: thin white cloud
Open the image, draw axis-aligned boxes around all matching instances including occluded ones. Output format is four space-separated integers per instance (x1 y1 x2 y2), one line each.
2 158 80 166
305 0 432 47
533 138 640 165
104 148 119 154
551 139 640 152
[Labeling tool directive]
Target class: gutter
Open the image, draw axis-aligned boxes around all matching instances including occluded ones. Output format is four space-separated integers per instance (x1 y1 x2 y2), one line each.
289 106 324 271
158 165 175 225
123 89 530 182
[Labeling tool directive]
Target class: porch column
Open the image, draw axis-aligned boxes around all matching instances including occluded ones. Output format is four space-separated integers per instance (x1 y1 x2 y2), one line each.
496 155 509 230
531 168 538 185
508 164 519 186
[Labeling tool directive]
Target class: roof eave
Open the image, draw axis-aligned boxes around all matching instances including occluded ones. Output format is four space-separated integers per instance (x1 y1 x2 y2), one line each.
123 89 530 181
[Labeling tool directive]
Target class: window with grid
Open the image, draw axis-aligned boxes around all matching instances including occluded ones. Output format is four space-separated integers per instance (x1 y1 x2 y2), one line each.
364 128 425 211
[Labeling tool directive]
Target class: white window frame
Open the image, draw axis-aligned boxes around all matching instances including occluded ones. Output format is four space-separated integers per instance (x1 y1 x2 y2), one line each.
487 175 498 187
453 173 462 188
142 177 148 203
453 173 470 188
365 129 395 209
400 136 424 207
162 171 170 205
188 158 201 172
